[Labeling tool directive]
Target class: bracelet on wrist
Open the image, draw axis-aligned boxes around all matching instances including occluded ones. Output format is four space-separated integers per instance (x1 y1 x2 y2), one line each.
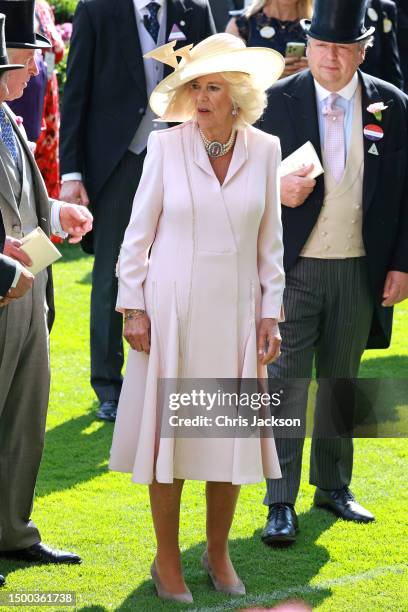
124 309 145 321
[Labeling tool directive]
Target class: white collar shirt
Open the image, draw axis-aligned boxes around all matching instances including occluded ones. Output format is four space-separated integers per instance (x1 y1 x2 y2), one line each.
134 0 165 25
130 0 168 155
314 72 359 157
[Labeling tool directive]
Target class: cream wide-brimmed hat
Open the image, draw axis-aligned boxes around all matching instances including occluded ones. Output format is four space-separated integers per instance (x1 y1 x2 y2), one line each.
145 33 285 122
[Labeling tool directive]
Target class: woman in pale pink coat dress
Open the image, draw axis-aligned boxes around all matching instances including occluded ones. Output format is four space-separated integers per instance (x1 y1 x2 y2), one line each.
109 34 285 603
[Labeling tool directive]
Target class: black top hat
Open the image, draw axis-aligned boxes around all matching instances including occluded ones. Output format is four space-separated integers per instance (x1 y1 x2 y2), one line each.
301 0 375 44
0 0 51 49
0 14 24 72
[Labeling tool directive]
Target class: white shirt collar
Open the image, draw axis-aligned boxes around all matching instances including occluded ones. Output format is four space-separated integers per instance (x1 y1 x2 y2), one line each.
314 72 359 102
135 0 164 13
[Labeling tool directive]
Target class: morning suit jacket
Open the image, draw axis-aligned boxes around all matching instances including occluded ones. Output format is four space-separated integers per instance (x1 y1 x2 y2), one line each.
0 105 55 328
259 69 408 349
362 0 404 89
60 0 216 202
0 209 16 296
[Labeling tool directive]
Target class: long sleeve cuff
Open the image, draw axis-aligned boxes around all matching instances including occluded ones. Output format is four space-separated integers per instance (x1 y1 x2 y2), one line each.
61 172 83 183
50 201 68 238
11 261 24 288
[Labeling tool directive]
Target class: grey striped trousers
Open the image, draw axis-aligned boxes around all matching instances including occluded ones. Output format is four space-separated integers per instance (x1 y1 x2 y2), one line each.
265 257 374 505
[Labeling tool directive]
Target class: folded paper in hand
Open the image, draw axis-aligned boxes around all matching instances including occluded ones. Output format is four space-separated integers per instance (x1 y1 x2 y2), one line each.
280 141 324 179
20 227 62 275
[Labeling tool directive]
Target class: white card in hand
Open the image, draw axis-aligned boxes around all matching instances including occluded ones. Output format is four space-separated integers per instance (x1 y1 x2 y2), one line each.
279 141 324 179
20 227 62 275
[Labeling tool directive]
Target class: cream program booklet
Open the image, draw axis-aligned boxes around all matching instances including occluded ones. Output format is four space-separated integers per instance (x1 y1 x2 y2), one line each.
20 227 62 274
280 141 324 179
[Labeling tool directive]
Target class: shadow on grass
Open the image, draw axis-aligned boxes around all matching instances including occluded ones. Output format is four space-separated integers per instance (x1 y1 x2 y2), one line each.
35 409 113 499
0 413 115 581
359 354 408 378
54 243 93 265
77 271 92 285
115 508 335 610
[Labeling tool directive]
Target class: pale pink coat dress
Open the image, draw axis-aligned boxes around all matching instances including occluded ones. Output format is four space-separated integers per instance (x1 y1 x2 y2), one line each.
109 120 285 485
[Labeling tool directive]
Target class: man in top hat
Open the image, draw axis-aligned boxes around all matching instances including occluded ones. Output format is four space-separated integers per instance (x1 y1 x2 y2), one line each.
59 0 216 422
0 0 93 571
259 0 408 544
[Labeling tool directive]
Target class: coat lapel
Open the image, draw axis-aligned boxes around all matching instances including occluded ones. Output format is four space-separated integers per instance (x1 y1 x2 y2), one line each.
0 105 21 215
283 71 325 203
164 0 191 77
114 0 147 97
166 0 191 38
0 153 18 214
5 105 51 233
223 129 248 187
284 71 323 161
359 70 391 214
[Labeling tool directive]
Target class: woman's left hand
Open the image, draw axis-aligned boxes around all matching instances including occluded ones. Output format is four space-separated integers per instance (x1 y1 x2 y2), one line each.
257 318 281 365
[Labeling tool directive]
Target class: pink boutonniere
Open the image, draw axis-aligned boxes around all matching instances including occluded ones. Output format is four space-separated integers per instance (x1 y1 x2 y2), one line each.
15 115 24 127
367 102 388 122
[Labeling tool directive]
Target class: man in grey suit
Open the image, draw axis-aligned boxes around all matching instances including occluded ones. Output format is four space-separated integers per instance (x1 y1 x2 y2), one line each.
0 1 93 572
0 15 32 587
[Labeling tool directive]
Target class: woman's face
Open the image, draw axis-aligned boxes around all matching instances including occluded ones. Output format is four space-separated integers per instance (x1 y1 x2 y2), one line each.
188 74 234 133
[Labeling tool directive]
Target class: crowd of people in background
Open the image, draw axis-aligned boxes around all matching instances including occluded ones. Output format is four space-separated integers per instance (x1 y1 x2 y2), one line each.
7 0 408 239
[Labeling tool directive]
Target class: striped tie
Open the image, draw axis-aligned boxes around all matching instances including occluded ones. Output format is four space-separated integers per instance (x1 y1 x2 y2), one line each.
0 107 18 165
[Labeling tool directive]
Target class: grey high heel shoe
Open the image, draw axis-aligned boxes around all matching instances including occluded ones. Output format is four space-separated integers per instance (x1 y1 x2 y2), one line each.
150 559 193 604
201 550 246 596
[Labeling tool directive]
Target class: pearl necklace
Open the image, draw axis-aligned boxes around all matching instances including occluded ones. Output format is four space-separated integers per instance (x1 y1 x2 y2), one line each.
199 128 237 158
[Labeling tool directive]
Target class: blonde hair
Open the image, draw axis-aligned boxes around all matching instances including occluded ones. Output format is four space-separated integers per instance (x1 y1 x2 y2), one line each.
246 0 313 19
167 72 267 128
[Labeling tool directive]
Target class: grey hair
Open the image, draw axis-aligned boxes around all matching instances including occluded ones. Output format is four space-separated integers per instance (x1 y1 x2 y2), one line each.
360 35 375 50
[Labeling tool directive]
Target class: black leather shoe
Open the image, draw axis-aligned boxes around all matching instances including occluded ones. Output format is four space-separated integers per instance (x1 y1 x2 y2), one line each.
314 487 375 523
0 543 81 564
0 574 5 587
261 503 298 545
96 400 117 422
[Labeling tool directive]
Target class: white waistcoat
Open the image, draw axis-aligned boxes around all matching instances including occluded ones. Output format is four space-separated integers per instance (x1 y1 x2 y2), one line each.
301 86 365 259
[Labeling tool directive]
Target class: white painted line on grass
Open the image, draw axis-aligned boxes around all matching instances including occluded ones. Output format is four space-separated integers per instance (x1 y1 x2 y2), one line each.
193 564 407 611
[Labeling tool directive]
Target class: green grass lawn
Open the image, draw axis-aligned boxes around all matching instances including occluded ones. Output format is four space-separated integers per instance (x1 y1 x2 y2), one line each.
1 244 407 611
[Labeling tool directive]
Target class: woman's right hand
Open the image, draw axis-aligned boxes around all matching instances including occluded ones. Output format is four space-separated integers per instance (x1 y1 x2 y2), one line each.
124 313 151 354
